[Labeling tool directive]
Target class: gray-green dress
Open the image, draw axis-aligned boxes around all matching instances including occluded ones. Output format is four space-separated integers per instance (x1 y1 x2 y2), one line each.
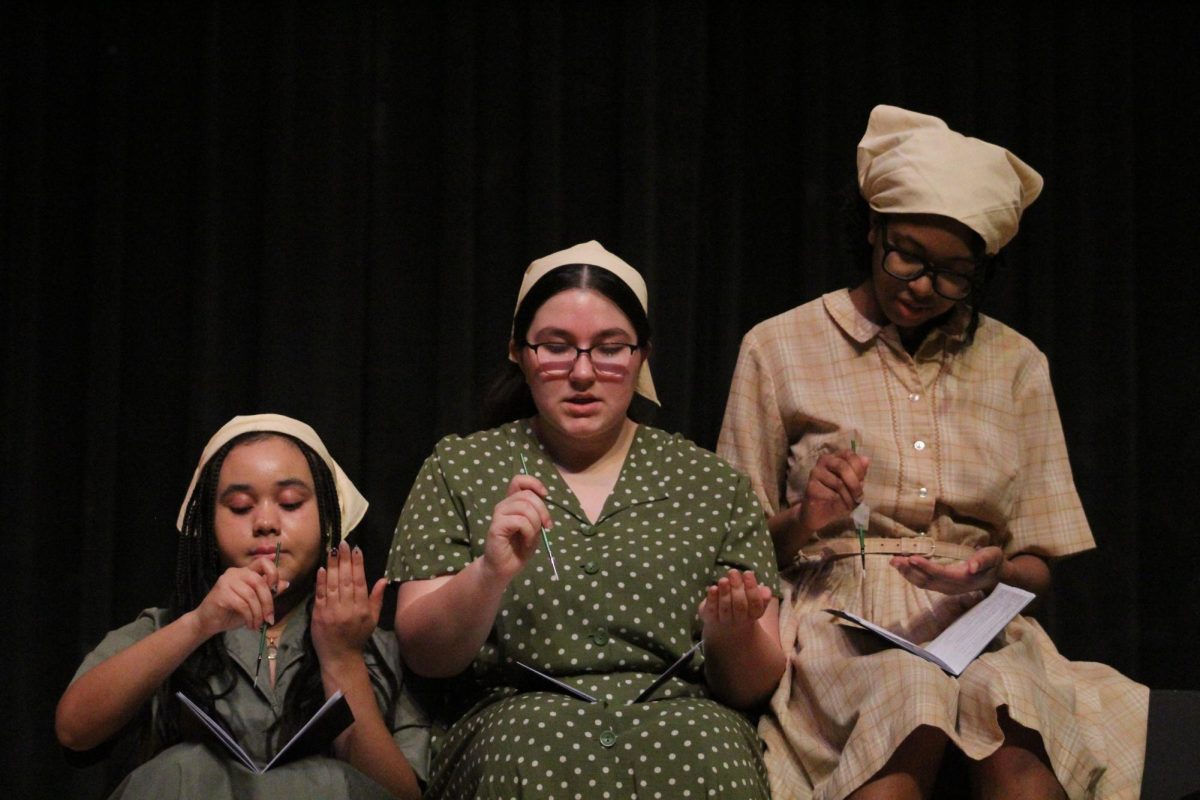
72 603 429 798
386 421 778 799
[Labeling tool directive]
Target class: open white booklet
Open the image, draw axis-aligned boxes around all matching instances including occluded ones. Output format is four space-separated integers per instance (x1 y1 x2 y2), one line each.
514 641 702 704
176 689 353 773
826 582 1035 676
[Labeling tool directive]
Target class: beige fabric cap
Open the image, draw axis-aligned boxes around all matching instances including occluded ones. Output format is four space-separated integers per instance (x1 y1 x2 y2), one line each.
511 240 659 405
175 413 368 538
857 105 1043 255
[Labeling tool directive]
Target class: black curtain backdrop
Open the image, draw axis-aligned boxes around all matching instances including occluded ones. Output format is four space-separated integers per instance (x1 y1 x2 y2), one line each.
5 3 1198 795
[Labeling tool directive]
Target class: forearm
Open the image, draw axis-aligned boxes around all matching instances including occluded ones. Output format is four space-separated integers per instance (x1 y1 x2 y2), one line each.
322 657 420 800
703 614 785 711
56 611 210 750
394 557 512 677
998 553 1052 605
768 506 811 566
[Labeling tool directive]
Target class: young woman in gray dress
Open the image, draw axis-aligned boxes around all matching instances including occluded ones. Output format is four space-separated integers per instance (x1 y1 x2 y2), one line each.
57 414 425 799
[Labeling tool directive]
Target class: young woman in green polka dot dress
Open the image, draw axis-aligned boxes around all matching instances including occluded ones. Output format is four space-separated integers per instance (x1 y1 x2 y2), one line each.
387 241 785 799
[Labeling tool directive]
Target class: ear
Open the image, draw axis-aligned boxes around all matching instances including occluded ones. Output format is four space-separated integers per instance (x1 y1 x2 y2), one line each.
867 211 881 247
639 342 653 363
507 339 521 364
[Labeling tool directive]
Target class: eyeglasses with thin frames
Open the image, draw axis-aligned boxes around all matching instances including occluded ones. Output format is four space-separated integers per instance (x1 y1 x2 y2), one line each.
520 341 642 377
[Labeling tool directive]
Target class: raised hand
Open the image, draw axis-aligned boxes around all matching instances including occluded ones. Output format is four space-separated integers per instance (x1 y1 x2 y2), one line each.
482 474 552 581
312 541 386 667
797 448 870 535
699 569 773 638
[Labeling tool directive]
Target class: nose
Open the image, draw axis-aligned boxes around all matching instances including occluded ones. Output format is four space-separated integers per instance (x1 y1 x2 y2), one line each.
253 504 280 536
907 273 936 297
568 350 597 384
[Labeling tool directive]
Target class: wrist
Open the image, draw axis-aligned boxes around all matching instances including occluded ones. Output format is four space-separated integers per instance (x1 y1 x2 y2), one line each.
475 552 518 588
320 651 368 683
702 617 762 651
179 609 218 643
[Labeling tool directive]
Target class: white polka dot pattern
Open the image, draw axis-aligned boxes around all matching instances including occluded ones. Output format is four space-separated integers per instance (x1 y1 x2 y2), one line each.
387 422 778 798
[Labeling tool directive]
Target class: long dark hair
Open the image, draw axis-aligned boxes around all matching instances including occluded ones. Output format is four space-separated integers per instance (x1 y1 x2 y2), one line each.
480 262 656 429
840 183 1003 345
147 431 393 757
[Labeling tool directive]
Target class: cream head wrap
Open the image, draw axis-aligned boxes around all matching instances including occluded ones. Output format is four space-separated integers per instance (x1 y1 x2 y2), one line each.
175 413 369 538
857 105 1043 255
510 240 659 405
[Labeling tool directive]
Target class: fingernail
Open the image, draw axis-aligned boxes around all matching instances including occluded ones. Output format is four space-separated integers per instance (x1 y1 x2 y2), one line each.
353 544 362 554
266 614 275 625
329 547 338 558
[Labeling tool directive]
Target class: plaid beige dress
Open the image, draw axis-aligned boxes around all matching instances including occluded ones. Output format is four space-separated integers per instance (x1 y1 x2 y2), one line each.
718 290 1147 800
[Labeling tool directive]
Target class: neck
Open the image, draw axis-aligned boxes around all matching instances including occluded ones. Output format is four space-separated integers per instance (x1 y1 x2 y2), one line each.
533 415 637 474
269 586 307 626
849 280 936 354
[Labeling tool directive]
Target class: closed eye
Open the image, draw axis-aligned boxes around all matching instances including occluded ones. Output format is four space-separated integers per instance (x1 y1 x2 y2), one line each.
595 343 635 357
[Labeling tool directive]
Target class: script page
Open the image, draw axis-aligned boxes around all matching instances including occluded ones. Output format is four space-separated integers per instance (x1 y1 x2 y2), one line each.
925 583 1034 675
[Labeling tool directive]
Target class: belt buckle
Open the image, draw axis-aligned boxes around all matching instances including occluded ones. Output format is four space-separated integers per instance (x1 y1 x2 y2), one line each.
900 538 936 557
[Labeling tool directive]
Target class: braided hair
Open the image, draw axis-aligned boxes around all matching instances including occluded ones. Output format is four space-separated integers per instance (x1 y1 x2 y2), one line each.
147 431 394 757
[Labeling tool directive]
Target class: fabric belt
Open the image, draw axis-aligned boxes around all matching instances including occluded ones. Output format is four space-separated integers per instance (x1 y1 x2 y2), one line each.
794 536 976 565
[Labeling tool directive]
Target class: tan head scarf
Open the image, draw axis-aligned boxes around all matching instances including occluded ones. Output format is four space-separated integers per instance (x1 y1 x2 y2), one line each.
510 240 659 405
176 413 368 538
857 105 1043 255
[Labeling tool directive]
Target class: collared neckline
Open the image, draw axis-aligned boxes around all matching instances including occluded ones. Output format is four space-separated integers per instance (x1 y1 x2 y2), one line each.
512 421 668 527
822 288 970 352
224 599 309 697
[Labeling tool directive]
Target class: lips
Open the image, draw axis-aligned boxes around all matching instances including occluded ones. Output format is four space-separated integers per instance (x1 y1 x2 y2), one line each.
896 297 935 318
251 545 282 557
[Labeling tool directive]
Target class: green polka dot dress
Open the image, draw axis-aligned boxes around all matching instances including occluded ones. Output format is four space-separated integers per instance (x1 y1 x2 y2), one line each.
387 421 779 799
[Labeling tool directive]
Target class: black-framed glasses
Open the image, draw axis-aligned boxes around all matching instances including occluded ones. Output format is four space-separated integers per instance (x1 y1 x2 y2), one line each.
879 218 979 301
521 341 642 377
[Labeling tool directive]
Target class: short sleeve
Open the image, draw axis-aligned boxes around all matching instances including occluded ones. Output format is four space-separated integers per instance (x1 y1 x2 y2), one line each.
718 329 790 517
713 472 781 597
72 609 166 683
1005 352 1095 558
385 448 474 582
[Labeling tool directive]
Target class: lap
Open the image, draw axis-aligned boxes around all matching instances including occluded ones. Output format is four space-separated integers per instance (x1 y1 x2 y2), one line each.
429 690 769 800
107 742 394 800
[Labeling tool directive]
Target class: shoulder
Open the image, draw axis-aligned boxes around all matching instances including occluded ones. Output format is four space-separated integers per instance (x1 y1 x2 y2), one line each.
741 294 831 346
969 315 1051 386
735 293 853 371
636 426 749 486
73 608 171 681
427 422 524 469
107 607 172 638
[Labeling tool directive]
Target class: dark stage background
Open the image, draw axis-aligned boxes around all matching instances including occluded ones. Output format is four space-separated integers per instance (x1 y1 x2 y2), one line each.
5 2 1198 795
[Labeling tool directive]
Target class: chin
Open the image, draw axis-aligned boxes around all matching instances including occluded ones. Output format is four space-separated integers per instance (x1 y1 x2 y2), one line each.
889 300 940 327
554 412 618 438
